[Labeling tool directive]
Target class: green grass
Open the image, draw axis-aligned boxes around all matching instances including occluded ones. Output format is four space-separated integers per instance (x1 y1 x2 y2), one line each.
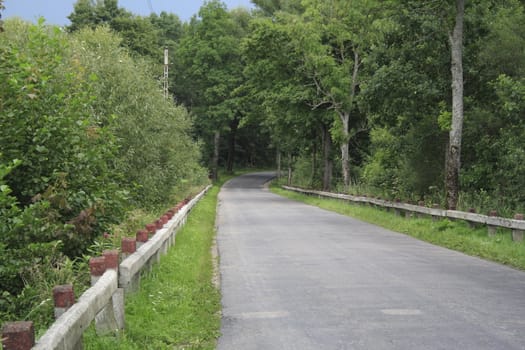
84 183 224 350
272 184 525 271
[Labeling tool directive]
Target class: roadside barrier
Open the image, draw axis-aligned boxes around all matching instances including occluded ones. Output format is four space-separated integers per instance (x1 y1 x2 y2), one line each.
282 185 524 242
1 185 211 350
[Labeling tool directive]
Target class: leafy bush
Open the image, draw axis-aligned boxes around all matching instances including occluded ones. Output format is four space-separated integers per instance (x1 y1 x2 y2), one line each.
69 26 207 207
0 19 128 257
0 19 206 332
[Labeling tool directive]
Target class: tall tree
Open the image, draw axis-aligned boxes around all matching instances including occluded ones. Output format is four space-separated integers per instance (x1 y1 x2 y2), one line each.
0 0 5 32
68 0 160 58
292 0 392 190
244 10 341 189
174 1 248 179
445 0 465 209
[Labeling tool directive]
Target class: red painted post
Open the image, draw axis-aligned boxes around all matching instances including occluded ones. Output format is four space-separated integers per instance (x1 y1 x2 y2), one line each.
145 223 156 234
1 322 34 350
155 219 164 229
136 229 149 248
512 213 524 242
53 284 75 319
103 250 119 270
121 237 136 260
89 256 106 285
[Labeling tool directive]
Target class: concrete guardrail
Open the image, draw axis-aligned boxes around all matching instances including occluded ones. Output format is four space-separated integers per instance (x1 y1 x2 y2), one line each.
282 185 525 241
1 185 211 350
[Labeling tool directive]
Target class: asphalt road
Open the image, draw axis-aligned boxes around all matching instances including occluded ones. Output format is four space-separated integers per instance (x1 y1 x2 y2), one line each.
216 172 525 350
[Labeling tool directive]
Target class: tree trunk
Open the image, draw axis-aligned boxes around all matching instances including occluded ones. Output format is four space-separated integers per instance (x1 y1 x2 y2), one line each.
226 115 240 173
276 148 282 179
340 50 359 192
339 111 351 191
446 0 464 210
321 124 333 191
287 152 292 186
211 130 221 181
311 137 317 186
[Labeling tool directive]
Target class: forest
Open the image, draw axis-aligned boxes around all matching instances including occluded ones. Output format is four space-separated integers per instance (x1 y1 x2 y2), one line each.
1 0 524 331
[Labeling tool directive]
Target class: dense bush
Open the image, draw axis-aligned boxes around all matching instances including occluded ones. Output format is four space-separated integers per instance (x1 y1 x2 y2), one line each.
0 19 206 331
0 20 127 256
69 26 207 207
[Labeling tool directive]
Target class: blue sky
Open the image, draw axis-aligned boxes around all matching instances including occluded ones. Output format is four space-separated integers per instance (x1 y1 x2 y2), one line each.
2 0 255 25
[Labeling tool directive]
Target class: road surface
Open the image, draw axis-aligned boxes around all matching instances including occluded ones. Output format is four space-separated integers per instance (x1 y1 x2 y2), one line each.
216 172 525 349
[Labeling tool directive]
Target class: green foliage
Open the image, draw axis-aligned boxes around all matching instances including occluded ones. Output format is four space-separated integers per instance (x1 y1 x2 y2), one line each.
0 20 127 256
0 18 206 332
68 0 167 59
69 26 207 207
173 1 266 174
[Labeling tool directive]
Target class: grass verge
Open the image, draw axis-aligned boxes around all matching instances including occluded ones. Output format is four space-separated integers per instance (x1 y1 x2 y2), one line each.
83 183 224 349
271 184 525 271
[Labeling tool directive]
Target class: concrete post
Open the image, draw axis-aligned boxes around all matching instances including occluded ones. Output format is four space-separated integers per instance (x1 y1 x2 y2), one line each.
432 204 440 221
512 213 524 242
468 208 477 228
121 237 136 260
488 210 498 237
53 284 75 319
404 202 413 219
394 199 401 216
145 223 156 236
89 256 106 285
52 285 83 349
103 250 125 331
417 201 425 219
136 229 148 249
93 251 121 335
1 322 34 350
103 250 119 270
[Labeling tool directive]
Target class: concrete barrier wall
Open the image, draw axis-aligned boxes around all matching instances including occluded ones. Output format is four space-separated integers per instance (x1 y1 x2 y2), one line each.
119 186 210 293
282 185 525 240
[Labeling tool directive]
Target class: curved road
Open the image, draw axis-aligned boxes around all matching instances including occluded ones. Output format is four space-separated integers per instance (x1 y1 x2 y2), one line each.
216 172 525 350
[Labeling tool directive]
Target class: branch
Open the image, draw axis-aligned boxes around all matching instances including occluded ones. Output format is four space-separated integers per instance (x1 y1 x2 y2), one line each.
310 72 341 111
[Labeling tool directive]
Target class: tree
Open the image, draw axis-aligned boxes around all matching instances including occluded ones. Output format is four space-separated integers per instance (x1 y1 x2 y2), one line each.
0 0 5 32
70 26 206 206
290 0 392 190
251 0 303 15
445 0 465 209
174 1 248 179
68 0 160 58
